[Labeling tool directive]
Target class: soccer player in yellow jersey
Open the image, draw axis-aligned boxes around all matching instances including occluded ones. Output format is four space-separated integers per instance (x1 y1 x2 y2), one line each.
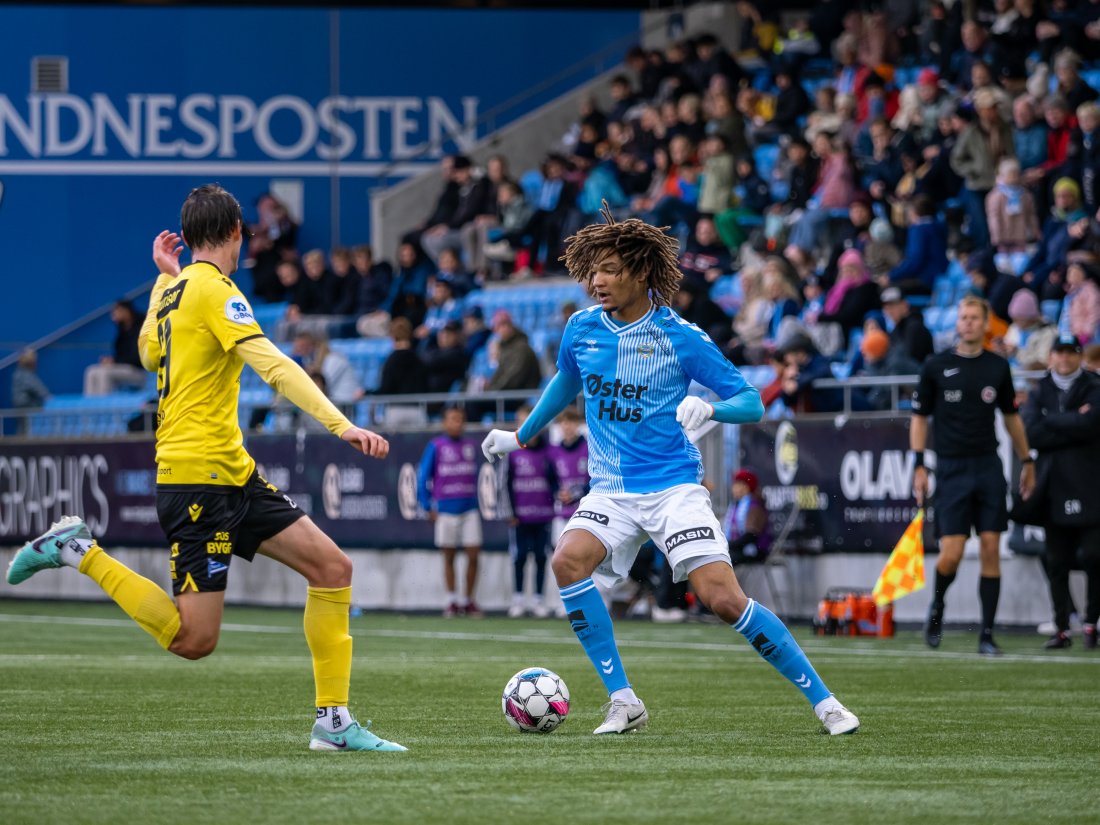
7 184 406 752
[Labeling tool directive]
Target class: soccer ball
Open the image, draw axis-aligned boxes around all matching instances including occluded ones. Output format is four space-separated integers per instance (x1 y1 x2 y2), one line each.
502 667 570 733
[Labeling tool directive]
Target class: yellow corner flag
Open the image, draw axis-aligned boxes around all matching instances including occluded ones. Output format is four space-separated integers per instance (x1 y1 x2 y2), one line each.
872 509 926 607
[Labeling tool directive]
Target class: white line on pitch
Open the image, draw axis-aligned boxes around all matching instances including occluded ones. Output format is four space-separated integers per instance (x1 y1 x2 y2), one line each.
0 613 1094 667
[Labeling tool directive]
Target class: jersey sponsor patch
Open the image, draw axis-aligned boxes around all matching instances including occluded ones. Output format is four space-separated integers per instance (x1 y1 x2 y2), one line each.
224 296 255 324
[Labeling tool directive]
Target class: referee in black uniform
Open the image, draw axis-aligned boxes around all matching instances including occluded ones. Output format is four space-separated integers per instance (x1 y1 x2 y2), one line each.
910 295 1035 655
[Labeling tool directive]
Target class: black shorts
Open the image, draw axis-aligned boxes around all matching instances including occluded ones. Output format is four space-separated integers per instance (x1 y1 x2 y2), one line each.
156 470 305 595
932 454 1008 539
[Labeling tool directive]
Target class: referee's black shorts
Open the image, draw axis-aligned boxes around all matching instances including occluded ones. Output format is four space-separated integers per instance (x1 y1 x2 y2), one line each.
156 470 305 595
931 454 1008 538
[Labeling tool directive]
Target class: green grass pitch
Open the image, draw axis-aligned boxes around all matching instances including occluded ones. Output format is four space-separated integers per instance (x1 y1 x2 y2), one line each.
1 599 1097 825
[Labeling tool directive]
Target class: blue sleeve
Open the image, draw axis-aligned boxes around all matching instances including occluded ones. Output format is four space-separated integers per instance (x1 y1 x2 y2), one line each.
710 385 764 423
516 370 584 445
555 315 580 377
671 318 748 399
416 441 436 510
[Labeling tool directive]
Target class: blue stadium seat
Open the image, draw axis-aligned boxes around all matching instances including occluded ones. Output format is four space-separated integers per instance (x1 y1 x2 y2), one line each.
34 393 148 438
930 280 954 308
938 306 958 332
519 170 544 204
739 365 776 388
709 274 741 314
753 144 780 182
252 302 288 329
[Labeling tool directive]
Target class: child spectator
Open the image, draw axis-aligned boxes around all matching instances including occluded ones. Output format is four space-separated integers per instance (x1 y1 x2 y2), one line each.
547 406 589 544
885 194 949 295
722 469 771 565
505 405 558 618
1002 289 1059 370
1062 261 1100 343
986 158 1041 253
863 218 902 280
417 406 483 618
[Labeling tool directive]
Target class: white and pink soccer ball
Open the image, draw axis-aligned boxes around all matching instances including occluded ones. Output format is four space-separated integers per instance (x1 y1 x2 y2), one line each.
502 667 571 733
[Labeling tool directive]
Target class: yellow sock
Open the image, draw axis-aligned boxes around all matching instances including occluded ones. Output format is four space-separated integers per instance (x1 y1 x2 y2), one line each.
79 545 181 650
304 586 353 707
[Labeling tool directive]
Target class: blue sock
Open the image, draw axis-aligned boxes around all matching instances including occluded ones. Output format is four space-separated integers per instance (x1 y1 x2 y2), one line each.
559 578 630 695
733 598 831 707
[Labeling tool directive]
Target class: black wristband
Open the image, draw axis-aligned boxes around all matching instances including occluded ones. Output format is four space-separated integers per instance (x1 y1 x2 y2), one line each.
1021 457 1034 464
913 451 925 469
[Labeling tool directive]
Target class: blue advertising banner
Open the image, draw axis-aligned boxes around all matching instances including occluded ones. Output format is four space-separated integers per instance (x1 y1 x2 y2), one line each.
0 5 640 364
0 431 513 549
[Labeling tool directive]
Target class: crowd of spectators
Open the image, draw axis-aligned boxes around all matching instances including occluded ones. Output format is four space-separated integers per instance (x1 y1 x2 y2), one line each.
229 2 1100 417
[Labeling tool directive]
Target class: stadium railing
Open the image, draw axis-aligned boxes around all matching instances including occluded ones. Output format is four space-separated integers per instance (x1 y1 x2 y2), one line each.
0 389 548 439
811 370 1046 416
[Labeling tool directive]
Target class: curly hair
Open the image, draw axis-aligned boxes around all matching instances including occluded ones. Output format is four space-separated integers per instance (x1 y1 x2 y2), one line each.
559 202 682 306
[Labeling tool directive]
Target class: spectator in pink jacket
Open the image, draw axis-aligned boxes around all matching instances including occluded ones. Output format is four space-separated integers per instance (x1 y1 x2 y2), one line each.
1063 261 1100 343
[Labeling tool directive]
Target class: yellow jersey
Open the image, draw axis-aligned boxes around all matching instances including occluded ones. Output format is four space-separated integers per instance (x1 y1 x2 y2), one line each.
148 262 264 487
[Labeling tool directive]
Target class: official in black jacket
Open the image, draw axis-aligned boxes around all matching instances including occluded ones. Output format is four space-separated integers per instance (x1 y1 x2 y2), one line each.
1021 335 1100 649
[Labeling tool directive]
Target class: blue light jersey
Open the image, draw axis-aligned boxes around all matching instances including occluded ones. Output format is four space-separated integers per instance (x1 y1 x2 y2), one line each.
558 304 748 494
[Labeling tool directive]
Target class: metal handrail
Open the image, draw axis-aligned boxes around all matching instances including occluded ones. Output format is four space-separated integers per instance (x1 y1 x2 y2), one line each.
0 388 567 440
810 370 1047 415
0 278 157 372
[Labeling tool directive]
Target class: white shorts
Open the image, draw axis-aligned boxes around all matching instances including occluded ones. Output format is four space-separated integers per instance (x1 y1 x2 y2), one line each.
561 483 730 588
434 510 482 548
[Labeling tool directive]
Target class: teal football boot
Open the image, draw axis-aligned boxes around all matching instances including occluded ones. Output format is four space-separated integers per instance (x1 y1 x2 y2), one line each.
7 516 92 585
309 720 407 752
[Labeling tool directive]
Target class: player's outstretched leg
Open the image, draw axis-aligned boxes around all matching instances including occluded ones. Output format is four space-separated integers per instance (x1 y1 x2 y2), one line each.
304 585 404 752
690 563 859 735
7 516 181 649
553 532 646 734
259 518 406 752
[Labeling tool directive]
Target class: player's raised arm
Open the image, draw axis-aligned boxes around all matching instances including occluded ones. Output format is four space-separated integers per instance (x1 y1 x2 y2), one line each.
138 231 186 371
235 336 388 459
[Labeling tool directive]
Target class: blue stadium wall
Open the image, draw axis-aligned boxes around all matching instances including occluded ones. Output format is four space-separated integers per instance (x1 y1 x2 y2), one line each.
0 4 640 402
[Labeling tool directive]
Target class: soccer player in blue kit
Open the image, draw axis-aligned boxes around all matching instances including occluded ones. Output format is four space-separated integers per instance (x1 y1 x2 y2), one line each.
482 208 859 736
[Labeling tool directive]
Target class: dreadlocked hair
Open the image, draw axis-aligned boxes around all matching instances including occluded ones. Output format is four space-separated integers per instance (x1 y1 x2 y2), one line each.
559 201 683 307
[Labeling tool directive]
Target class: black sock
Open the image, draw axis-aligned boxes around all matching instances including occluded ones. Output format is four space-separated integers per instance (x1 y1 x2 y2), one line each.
933 568 956 607
979 576 1000 638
